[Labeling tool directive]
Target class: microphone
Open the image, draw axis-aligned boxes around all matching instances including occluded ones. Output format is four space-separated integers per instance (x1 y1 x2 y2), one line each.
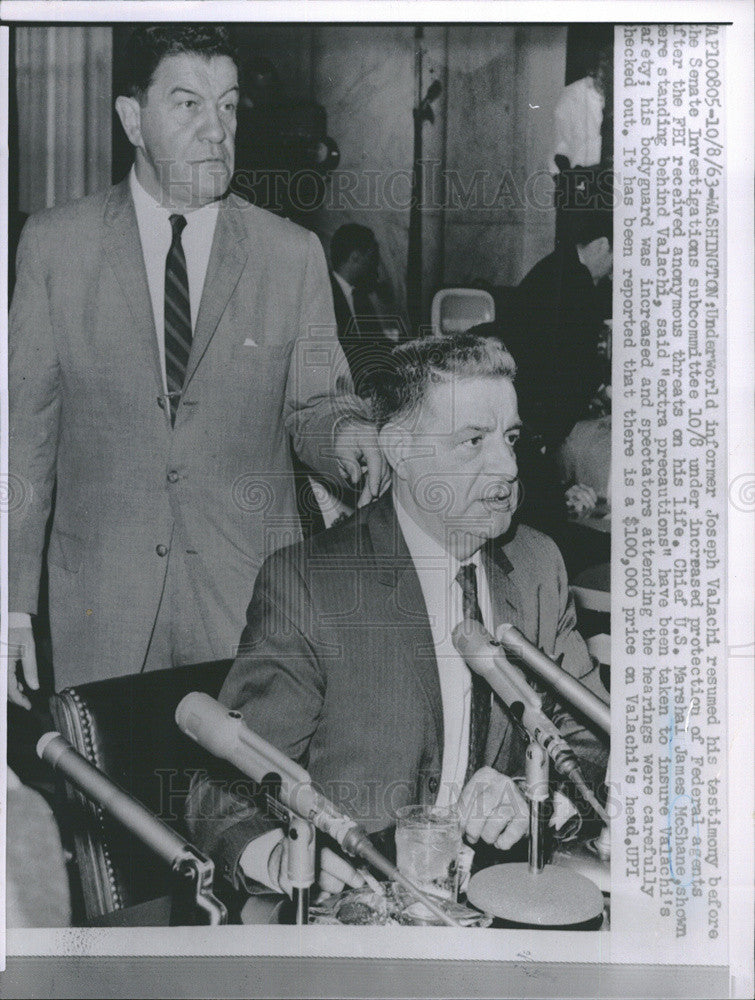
452 621 609 825
175 692 366 853
175 693 462 927
452 619 609 732
37 732 226 925
495 624 610 734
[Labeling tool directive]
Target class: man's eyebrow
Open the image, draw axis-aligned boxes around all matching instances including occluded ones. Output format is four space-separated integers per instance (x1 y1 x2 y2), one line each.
168 85 239 98
455 423 495 435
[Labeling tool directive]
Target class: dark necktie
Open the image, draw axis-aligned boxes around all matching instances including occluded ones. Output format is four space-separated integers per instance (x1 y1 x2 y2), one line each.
455 562 491 782
164 213 191 425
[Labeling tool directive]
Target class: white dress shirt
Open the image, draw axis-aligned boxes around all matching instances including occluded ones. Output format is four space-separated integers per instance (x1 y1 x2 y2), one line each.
394 493 493 808
551 76 605 172
129 167 219 392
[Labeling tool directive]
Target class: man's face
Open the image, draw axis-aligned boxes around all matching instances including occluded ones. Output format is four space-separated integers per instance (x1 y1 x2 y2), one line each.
584 236 613 283
133 53 238 209
394 375 521 558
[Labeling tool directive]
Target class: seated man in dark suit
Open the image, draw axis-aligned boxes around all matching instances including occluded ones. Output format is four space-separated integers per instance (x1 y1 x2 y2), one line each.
329 223 395 396
188 333 607 901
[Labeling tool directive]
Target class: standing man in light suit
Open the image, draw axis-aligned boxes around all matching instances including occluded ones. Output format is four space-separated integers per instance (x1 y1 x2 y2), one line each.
8 25 385 703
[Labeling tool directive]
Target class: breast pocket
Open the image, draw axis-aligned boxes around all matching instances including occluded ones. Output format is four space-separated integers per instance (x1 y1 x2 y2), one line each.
233 340 292 364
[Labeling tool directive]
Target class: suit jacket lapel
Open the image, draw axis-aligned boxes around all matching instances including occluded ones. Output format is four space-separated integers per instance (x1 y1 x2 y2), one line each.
102 180 163 396
365 494 444 754
185 195 249 386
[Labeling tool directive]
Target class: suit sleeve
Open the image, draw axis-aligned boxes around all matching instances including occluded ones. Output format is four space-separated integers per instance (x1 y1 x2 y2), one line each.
186 548 326 893
283 232 370 478
8 215 62 614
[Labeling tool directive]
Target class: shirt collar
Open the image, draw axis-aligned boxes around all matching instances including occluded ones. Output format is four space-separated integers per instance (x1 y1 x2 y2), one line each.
393 489 482 586
332 270 354 301
129 165 219 229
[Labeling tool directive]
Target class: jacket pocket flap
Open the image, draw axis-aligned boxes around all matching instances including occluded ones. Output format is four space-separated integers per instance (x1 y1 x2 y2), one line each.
47 529 84 573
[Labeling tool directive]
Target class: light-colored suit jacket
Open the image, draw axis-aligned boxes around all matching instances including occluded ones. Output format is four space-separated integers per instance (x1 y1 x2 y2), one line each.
9 179 354 688
187 492 607 892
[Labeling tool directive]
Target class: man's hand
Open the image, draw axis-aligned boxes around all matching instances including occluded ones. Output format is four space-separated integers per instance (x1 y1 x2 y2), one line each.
7 623 39 710
316 846 368 896
457 766 528 852
333 415 390 507
270 839 367 897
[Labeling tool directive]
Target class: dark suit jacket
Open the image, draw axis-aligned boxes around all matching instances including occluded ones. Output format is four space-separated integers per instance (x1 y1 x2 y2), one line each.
9 179 354 688
329 273 394 397
187 491 607 891
512 243 605 447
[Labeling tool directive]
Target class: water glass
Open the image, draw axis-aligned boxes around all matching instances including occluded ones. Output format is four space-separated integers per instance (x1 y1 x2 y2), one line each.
394 804 462 902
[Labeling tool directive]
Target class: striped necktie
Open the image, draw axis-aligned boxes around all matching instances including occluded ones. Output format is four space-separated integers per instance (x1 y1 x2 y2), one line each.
164 213 191 425
456 562 491 782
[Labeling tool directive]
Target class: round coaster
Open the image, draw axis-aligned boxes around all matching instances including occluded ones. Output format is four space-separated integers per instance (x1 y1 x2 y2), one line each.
467 863 604 926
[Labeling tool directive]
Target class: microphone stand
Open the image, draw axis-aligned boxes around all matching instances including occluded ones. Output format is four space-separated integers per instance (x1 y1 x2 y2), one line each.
288 814 315 925
37 732 227 925
452 622 610 926
262 773 316 925
525 742 549 874
466 731 605 927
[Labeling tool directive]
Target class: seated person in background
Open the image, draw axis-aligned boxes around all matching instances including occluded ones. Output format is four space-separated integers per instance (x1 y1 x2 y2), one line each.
329 223 395 396
187 333 607 904
555 413 612 579
510 208 612 453
499 210 611 543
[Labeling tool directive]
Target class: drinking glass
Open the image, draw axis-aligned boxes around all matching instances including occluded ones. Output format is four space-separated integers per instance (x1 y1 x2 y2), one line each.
394 804 462 902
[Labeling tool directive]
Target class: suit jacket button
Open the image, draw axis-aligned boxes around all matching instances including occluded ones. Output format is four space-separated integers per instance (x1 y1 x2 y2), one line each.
167 470 180 484
155 544 168 557
428 776 439 795
157 396 165 410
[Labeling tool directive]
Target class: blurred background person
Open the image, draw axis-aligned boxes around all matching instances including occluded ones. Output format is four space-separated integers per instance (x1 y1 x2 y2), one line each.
329 223 396 397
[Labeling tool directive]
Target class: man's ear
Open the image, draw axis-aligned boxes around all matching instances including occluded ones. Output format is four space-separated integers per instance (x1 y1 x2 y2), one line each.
378 421 410 480
115 95 144 150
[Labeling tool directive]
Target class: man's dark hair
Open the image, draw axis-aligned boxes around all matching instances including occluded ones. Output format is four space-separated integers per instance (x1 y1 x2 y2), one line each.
120 25 238 102
370 332 516 430
563 207 612 248
330 224 377 270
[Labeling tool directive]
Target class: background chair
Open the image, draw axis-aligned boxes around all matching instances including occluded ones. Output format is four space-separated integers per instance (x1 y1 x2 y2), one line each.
431 287 495 336
49 659 233 925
